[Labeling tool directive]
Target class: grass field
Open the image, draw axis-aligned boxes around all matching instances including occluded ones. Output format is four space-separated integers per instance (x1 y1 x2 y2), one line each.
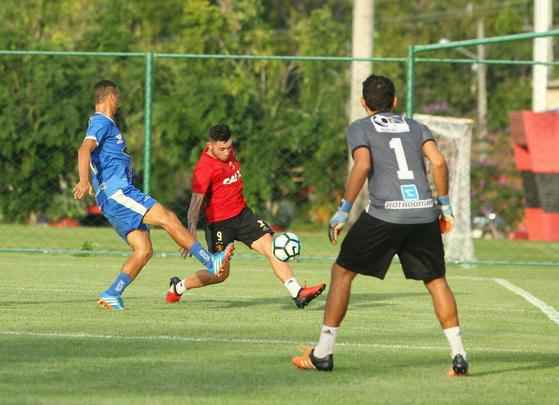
1 225 558 404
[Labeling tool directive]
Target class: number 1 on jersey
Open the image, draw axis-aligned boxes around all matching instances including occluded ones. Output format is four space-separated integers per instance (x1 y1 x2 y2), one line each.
389 138 415 180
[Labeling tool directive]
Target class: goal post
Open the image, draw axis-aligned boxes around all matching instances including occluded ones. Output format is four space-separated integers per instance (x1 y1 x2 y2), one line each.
415 114 475 263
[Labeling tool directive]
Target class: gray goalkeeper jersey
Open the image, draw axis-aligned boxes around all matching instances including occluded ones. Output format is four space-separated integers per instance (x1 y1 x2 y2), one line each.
347 112 438 224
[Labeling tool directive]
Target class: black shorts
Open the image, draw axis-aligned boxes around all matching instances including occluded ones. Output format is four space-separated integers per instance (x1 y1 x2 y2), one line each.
205 207 272 253
336 211 445 281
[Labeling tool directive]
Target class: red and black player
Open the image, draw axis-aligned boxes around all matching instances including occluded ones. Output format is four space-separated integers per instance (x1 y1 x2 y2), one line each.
166 124 325 309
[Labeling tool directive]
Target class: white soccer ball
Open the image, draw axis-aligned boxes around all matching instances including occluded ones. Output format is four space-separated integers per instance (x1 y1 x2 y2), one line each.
272 232 301 262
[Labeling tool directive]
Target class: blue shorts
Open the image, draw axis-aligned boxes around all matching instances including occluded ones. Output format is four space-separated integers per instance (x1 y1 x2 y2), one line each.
96 186 157 240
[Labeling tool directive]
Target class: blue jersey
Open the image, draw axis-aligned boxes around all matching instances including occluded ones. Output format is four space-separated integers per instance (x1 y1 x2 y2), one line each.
84 112 133 197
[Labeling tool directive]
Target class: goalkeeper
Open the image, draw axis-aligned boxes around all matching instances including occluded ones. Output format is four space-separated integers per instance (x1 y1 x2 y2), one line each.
292 74 468 376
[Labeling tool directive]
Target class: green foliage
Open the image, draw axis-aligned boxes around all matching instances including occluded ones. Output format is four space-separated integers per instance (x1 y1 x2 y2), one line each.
0 0 553 226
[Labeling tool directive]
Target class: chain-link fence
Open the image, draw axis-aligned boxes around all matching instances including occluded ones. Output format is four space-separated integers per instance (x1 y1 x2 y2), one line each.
1 30 559 265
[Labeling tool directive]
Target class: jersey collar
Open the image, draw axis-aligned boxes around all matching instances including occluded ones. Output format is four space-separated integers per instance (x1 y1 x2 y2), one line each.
94 111 116 124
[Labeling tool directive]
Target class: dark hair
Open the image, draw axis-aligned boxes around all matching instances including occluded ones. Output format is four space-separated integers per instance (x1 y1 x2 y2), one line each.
94 80 119 104
362 74 395 112
208 124 232 142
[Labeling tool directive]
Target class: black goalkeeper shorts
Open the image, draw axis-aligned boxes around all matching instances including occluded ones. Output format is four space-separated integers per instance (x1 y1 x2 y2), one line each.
205 207 272 253
336 211 446 281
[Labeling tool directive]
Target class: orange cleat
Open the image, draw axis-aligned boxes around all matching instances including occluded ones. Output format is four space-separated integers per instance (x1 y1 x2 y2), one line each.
97 292 124 310
292 346 333 371
293 283 326 309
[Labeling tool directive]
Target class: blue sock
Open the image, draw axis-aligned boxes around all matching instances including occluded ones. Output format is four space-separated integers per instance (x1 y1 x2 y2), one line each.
104 272 132 296
190 241 213 270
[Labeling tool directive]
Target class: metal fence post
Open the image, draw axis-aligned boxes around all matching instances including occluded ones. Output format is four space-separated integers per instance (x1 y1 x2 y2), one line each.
405 45 416 118
143 52 154 194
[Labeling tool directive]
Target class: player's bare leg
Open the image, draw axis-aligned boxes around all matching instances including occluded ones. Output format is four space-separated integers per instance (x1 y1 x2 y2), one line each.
98 229 152 310
166 257 233 303
251 233 326 308
143 203 197 249
184 263 231 288
425 277 459 328
121 230 153 279
292 263 356 371
252 233 294 282
322 264 357 326
425 277 468 376
143 203 233 276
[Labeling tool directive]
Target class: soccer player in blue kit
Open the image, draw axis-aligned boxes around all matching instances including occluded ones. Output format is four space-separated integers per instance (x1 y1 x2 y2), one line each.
73 80 233 310
292 75 468 376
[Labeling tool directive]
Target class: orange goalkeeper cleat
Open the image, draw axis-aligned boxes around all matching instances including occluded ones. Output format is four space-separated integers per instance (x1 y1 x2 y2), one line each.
293 283 326 309
292 346 333 371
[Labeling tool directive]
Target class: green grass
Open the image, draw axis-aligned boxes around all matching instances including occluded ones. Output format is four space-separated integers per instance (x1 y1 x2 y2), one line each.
2 223 559 263
1 226 559 404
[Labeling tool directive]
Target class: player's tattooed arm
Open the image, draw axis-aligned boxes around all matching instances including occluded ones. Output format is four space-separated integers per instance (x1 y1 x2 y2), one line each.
187 192 205 237
180 192 205 257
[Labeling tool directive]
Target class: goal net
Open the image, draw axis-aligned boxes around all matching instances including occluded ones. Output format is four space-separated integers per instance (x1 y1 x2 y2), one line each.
415 114 475 263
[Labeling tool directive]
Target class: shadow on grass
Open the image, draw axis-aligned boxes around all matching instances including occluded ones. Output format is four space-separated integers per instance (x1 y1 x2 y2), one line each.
465 352 559 377
0 290 466 311
182 291 427 311
0 298 95 306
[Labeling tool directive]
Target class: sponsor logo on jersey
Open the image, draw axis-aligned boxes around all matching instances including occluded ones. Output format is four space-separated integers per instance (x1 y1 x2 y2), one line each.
400 184 419 201
115 133 124 144
223 169 242 185
371 114 410 133
384 199 434 209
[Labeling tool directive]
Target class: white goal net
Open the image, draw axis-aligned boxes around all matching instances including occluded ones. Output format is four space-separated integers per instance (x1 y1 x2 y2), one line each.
415 114 475 263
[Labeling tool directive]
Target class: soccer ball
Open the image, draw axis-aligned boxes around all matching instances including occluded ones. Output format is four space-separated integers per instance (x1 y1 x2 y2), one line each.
272 232 301 262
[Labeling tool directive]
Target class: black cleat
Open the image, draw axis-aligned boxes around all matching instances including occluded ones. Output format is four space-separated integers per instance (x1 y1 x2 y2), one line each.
169 276 181 289
449 354 469 377
292 347 334 371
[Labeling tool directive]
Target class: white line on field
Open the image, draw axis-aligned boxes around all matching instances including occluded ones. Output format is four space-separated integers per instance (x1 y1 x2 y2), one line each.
451 275 490 281
0 330 550 354
493 278 559 326
449 276 559 324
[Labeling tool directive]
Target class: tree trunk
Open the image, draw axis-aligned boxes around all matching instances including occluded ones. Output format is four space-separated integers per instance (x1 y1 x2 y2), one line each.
348 0 374 224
